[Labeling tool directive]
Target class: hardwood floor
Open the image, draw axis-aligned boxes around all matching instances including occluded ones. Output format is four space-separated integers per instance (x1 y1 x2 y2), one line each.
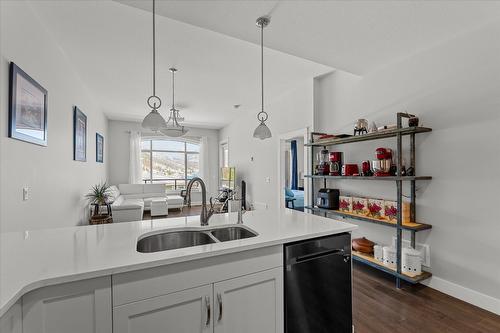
353 262 500 333
143 209 500 332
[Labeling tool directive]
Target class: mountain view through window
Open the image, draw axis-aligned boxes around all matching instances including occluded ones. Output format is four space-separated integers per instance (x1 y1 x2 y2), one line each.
141 139 200 190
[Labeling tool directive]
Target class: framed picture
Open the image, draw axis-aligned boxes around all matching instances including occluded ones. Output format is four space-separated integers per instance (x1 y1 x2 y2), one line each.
96 133 104 163
73 106 87 161
8 62 48 146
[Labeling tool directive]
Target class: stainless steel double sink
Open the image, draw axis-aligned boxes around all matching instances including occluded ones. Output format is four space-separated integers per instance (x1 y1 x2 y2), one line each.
137 225 258 253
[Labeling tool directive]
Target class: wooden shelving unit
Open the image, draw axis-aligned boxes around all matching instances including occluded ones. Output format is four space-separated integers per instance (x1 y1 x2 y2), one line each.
352 251 432 284
305 126 432 147
305 175 432 181
305 113 432 288
304 206 432 231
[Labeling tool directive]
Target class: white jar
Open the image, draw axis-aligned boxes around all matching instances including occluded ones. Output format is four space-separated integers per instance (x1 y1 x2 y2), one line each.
402 248 422 275
374 245 384 262
382 246 397 268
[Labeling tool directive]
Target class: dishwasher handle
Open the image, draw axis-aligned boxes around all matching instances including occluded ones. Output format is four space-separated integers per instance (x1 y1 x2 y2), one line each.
292 248 345 265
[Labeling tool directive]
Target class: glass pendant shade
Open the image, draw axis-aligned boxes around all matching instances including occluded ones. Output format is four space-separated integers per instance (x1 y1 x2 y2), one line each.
161 126 189 137
142 109 166 132
253 121 272 140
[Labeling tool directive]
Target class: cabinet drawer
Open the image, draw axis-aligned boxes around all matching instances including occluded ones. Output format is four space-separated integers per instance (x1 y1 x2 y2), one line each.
113 284 213 333
113 245 282 306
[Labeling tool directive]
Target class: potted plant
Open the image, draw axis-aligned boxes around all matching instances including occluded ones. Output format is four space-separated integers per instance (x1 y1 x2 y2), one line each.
85 182 112 216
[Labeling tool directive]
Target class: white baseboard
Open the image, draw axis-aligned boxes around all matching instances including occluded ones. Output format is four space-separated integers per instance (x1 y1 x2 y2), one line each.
422 276 500 315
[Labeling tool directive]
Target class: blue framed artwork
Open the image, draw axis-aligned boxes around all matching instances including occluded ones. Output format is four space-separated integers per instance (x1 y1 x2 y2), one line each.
8 62 48 146
96 133 104 163
73 106 87 161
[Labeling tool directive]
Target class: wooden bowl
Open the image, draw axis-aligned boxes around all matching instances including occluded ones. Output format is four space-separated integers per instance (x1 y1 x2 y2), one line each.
352 237 375 254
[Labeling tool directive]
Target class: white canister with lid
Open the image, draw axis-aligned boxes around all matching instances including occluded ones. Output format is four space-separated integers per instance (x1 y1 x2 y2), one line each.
374 245 384 262
402 248 422 275
382 246 397 268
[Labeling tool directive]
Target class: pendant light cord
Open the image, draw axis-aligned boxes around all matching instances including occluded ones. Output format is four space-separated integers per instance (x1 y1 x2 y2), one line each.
152 0 156 97
261 23 264 113
171 70 175 109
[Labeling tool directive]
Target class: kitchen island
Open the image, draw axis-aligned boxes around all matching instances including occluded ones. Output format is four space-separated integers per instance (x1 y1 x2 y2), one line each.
0 208 356 333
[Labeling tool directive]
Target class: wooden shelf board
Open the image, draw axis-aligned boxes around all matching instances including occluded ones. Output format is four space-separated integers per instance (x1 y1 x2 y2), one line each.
304 175 432 181
352 251 432 284
306 126 432 147
305 206 432 231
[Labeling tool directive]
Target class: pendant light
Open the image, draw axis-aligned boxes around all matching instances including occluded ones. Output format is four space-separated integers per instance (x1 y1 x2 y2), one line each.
142 0 166 132
253 15 272 140
161 68 188 137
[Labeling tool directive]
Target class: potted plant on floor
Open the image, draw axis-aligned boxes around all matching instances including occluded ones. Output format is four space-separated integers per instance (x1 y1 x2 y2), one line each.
85 182 113 224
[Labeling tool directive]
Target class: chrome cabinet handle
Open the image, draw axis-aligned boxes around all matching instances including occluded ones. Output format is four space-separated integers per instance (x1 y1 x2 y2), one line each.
217 293 223 322
205 296 211 327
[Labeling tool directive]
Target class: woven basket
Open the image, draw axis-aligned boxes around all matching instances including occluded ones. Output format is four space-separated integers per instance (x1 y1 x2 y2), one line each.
89 214 113 225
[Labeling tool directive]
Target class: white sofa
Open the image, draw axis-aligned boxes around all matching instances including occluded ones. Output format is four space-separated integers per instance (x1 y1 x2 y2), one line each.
109 184 184 223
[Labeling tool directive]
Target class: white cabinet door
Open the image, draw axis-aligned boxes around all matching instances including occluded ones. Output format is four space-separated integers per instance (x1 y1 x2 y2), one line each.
0 301 22 333
213 267 283 333
113 284 213 333
22 277 112 333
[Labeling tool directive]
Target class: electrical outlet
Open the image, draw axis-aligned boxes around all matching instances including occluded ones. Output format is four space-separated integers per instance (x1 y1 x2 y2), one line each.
392 237 431 267
23 187 29 201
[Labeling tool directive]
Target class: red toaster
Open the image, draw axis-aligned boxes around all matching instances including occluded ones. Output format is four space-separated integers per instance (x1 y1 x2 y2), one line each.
342 164 359 176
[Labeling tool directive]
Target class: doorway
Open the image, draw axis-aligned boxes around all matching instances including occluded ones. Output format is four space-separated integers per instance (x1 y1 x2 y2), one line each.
278 128 310 211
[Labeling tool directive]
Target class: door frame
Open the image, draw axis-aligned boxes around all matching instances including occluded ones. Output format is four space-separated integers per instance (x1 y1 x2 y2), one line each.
219 138 229 188
277 127 310 210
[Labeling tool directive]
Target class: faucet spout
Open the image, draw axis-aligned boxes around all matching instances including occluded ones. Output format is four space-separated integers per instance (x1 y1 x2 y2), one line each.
185 177 214 226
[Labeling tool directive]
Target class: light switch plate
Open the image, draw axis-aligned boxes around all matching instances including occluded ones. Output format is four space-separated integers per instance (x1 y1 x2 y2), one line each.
23 187 29 201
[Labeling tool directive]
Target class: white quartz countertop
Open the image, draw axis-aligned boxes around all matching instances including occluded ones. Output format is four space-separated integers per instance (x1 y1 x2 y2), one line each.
0 209 356 317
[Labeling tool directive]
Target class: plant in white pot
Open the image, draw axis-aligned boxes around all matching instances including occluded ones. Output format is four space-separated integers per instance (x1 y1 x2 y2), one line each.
85 182 112 216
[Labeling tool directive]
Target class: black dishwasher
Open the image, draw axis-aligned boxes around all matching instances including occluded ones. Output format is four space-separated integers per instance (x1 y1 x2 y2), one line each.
284 233 352 333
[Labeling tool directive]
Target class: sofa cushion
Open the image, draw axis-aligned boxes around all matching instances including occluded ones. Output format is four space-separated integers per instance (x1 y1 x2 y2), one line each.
113 195 124 205
143 184 166 194
118 184 144 195
108 186 120 201
122 193 147 200
112 199 144 210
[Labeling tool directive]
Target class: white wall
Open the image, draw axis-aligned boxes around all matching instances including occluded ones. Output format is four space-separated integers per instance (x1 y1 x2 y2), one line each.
315 21 500 314
219 80 314 210
0 1 108 232
107 120 219 198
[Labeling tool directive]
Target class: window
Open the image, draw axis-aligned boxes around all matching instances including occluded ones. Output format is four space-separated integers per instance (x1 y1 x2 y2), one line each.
141 139 200 190
221 142 229 168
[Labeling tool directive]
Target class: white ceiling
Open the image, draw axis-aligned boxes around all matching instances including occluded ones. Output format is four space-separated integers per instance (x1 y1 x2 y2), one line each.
30 0 331 129
30 1 500 129
119 0 500 75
